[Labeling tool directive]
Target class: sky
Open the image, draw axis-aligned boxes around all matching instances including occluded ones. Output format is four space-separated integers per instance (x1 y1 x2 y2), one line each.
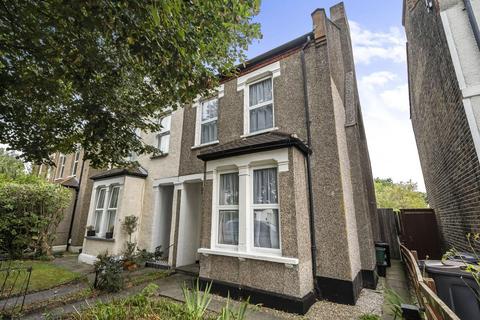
246 0 426 191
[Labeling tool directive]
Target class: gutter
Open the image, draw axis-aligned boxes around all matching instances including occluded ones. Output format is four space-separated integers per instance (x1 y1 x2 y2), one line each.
464 0 480 51
300 37 320 296
66 159 85 252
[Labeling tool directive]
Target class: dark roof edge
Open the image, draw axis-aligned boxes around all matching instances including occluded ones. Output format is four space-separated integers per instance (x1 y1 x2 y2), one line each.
90 169 148 181
197 137 310 162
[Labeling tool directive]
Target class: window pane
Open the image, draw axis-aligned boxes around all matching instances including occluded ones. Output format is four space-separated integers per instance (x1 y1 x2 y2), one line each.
107 210 116 232
219 173 239 205
201 99 218 121
96 189 106 209
94 210 103 231
253 168 278 204
218 210 239 245
158 134 170 153
109 187 119 209
201 120 217 144
249 78 272 106
254 209 279 249
160 115 171 133
249 104 273 132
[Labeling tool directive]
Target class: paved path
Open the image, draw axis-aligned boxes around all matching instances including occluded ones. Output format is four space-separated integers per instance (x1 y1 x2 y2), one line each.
382 259 412 319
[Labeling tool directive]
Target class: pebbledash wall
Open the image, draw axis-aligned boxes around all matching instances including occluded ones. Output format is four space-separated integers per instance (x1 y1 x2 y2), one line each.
403 0 480 252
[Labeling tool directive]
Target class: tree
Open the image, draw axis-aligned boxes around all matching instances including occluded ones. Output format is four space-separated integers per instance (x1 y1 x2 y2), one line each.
374 177 428 210
0 0 261 167
0 148 25 179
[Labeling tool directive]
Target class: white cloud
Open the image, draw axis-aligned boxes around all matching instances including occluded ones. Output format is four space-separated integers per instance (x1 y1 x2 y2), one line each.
349 21 406 65
358 71 426 191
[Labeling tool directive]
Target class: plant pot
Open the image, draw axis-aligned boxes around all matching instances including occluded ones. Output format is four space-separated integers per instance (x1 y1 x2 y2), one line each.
377 265 387 277
123 260 137 271
86 230 96 237
105 232 114 239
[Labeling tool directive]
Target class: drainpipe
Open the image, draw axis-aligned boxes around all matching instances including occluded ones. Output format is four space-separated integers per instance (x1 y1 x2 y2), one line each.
464 0 480 50
66 159 86 252
300 36 320 296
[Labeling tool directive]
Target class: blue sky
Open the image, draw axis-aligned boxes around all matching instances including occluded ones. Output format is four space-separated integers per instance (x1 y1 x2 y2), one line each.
246 0 425 191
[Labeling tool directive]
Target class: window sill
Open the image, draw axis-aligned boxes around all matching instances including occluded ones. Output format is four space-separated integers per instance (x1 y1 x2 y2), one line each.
240 127 279 138
197 248 298 266
85 236 115 242
191 140 219 150
150 153 169 160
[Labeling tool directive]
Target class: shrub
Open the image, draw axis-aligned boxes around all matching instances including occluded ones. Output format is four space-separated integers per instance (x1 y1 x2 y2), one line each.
183 280 212 320
94 252 124 292
358 314 380 320
0 178 71 259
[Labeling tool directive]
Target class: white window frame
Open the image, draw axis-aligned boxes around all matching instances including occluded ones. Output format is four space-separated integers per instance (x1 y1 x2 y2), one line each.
246 77 275 135
93 187 107 234
156 114 171 154
106 185 120 235
215 169 240 250
192 88 223 149
71 151 80 177
57 154 66 178
250 165 281 255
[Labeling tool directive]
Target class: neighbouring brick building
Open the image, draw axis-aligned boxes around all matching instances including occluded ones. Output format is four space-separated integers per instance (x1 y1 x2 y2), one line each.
403 0 480 251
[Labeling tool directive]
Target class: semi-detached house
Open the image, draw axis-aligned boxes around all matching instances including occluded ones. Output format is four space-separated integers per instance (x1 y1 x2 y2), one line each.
43 3 380 314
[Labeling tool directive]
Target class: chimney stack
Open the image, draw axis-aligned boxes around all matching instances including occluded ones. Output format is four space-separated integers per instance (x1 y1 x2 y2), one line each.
311 8 327 42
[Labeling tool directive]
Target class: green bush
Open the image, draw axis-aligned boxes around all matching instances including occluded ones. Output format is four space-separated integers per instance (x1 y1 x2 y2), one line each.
0 177 71 259
94 252 124 292
358 314 380 320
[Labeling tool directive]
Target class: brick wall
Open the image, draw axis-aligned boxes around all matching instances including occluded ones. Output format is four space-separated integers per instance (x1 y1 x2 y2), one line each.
404 2 480 251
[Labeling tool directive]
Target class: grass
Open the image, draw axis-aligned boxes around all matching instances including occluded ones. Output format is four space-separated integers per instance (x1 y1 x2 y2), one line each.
0 260 82 296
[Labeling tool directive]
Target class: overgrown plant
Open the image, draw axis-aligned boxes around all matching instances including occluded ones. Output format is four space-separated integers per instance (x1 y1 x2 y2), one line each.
384 288 404 319
358 314 381 320
182 280 213 320
217 294 251 320
94 252 124 292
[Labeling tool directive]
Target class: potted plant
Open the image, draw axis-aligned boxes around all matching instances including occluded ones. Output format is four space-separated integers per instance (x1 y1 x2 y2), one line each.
121 216 139 271
105 225 114 239
86 225 96 237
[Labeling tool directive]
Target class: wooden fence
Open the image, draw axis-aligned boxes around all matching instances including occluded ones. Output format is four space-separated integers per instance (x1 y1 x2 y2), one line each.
377 208 401 259
400 244 459 320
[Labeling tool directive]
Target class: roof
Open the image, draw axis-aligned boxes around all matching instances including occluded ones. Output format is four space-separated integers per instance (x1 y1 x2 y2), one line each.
197 131 310 161
221 32 313 82
60 176 79 189
90 166 148 181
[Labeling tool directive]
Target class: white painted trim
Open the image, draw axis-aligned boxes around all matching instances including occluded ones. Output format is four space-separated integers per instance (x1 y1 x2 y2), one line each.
441 11 467 89
154 173 204 187
52 245 67 253
191 140 219 150
68 245 82 253
78 253 97 265
240 127 279 138
463 98 480 160
197 248 298 265
206 149 289 173
463 85 480 98
236 61 281 92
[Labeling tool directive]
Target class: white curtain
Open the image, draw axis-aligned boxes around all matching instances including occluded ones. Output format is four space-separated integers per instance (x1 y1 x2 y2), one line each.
249 78 272 106
254 209 279 249
219 173 239 205
218 210 239 245
253 168 278 204
250 105 273 132
201 120 217 144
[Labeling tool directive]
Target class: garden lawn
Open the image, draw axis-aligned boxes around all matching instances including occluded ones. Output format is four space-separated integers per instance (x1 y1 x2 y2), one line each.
0 260 82 295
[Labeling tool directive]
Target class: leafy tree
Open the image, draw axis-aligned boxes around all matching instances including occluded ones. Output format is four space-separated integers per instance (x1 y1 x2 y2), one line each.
0 148 25 179
374 178 428 211
0 0 261 167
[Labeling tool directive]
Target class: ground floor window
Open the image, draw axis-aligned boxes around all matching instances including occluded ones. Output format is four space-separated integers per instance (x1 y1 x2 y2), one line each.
214 165 281 254
92 185 120 237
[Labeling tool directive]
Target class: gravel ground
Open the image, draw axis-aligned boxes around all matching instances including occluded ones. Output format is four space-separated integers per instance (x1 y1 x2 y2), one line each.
256 279 385 320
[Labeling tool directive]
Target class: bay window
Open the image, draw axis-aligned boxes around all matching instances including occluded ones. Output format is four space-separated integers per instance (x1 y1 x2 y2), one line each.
253 168 279 249
248 78 274 133
200 98 218 144
217 173 239 245
92 185 120 237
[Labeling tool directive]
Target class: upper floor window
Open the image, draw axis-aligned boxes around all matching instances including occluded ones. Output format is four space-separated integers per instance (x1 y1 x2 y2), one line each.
57 154 66 178
157 115 171 154
248 78 274 133
200 98 218 144
71 151 80 176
